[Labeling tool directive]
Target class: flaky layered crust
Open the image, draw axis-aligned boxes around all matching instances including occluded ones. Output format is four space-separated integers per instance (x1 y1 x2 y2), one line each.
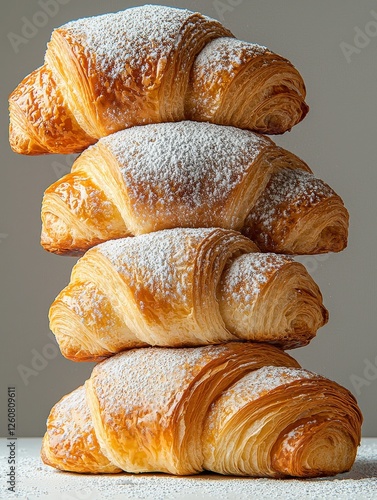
40 122 348 256
41 344 362 477
49 228 328 361
242 168 349 254
9 66 95 155
9 6 230 155
9 6 308 155
186 37 308 134
202 365 362 477
218 252 328 349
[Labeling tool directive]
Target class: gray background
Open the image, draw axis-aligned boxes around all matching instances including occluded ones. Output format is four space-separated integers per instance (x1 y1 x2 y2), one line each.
1 0 376 437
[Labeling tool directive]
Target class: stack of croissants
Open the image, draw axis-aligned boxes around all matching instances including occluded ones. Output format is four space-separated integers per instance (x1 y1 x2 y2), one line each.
9 5 362 478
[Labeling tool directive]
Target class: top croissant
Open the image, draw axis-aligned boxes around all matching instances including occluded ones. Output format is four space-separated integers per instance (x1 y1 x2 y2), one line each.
9 4 308 155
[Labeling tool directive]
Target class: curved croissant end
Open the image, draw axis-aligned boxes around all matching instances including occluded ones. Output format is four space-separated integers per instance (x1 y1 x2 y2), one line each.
242 167 349 254
186 37 308 134
203 365 362 477
9 66 96 155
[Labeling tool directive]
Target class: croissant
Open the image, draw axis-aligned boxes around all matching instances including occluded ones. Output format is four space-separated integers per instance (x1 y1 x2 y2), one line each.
9 5 308 155
41 343 362 477
49 228 328 361
41 121 348 256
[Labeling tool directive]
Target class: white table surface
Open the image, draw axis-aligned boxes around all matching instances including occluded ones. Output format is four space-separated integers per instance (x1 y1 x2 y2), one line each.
1 438 376 499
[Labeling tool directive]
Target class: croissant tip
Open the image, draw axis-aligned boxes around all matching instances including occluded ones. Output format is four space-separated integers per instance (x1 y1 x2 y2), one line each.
40 435 52 467
302 101 310 118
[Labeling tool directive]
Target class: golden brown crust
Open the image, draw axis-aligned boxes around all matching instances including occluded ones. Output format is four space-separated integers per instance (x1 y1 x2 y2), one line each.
9 6 232 154
218 256 328 349
186 38 308 134
40 121 348 256
8 66 95 155
202 365 362 477
49 228 254 360
48 228 328 361
41 161 130 255
242 168 349 254
41 385 121 473
9 7 308 155
41 344 362 477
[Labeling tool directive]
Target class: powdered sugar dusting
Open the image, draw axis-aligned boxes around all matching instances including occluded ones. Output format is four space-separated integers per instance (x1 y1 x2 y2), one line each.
282 428 300 452
220 253 294 303
188 37 273 118
62 282 105 323
63 5 196 82
101 121 269 223
91 345 227 421
216 366 317 410
8 438 377 499
46 386 97 460
245 167 336 246
194 37 270 79
50 385 92 435
59 281 123 340
97 228 217 307
281 421 320 453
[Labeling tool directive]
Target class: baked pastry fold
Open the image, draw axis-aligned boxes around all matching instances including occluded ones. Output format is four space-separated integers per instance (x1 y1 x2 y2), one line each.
49 228 328 361
186 37 308 134
41 343 362 477
9 6 308 155
40 121 348 256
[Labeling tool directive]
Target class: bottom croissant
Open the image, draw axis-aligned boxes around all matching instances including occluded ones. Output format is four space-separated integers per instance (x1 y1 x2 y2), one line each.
41 343 362 478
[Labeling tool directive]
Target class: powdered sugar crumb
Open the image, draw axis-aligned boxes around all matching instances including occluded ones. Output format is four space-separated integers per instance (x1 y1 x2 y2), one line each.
188 37 279 118
194 37 269 79
7 438 375 499
49 386 92 435
101 121 269 225
91 345 227 420
217 366 317 409
220 253 294 303
63 5 197 82
97 228 218 306
249 168 335 232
